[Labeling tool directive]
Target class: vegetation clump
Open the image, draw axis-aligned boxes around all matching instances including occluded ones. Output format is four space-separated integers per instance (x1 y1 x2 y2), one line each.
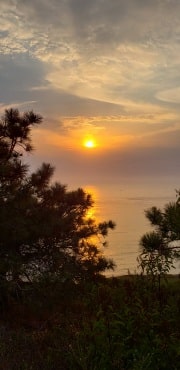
138 193 180 278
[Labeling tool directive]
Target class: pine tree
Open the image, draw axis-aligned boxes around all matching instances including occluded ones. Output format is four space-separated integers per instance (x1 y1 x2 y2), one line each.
138 195 180 276
0 109 115 287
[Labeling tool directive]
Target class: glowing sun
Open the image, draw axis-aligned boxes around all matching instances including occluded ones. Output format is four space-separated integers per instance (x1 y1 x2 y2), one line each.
83 139 96 148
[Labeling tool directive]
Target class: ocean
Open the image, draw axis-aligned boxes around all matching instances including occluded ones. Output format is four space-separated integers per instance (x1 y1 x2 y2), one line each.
81 176 180 276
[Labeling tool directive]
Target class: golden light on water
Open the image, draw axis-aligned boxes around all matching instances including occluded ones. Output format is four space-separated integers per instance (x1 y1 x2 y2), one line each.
86 208 94 219
84 185 100 222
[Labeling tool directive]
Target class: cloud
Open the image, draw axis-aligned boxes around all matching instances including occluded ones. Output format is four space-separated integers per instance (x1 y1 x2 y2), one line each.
156 87 180 104
1 0 180 107
0 53 48 102
0 0 180 182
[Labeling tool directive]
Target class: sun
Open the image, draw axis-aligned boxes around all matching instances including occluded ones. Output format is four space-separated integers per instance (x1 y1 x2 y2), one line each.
83 139 96 148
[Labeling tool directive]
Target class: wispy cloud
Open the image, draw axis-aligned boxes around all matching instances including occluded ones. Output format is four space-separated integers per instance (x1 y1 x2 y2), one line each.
0 0 180 179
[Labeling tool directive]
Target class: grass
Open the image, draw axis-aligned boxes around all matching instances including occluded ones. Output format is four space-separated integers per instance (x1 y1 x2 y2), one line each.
0 274 179 369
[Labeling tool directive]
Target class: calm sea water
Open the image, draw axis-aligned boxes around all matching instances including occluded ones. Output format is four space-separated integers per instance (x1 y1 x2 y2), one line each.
81 177 180 276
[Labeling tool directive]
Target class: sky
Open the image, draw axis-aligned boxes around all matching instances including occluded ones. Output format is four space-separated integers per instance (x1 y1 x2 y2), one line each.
0 0 180 186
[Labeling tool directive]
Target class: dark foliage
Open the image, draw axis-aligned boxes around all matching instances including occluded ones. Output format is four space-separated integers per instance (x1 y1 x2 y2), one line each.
138 193 180 277
0 108 115 289
0 276 179 370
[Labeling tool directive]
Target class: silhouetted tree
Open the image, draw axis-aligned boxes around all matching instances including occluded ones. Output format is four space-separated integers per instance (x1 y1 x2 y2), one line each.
138 192 180 277
0 108 42 200
0 109 115 287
